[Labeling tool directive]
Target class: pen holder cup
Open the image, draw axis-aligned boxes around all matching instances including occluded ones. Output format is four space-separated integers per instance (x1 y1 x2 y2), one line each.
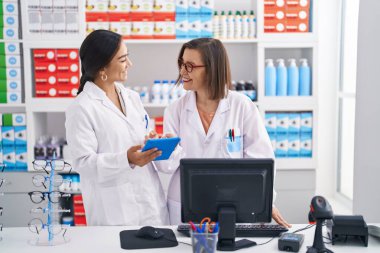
190 230 218 253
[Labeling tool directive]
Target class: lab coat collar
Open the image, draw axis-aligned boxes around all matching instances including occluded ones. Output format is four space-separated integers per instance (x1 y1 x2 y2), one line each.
185 91 230 114
185 91 231 140
83 81 129 122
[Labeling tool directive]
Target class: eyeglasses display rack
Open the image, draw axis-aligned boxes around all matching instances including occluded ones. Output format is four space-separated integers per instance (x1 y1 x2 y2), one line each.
27 153 72 246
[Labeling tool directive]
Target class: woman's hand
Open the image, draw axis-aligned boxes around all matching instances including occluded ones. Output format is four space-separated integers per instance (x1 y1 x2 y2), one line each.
127 145 162 167
272 206 292 228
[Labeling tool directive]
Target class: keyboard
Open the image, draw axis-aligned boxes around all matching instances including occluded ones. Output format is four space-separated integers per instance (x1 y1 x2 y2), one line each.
177 224 288 238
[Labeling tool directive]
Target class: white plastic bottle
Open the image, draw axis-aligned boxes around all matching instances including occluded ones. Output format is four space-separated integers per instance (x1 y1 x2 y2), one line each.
234 11 242 39
141 86 150 103
276 59 288 96
220 11 228 39
161 80 170 105
299 58 311 96
212 11 220 38
242 10 249 39
151 80 161 104
248 10 256 39
227 10 234 39
169 80 178 103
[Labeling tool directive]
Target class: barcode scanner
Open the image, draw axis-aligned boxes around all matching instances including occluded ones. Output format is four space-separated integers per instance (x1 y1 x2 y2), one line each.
306 196 334 253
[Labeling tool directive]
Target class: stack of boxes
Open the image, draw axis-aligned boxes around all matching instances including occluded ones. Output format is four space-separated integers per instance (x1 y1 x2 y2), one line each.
0 42 22 103
33 49 79 97
86 0 176 39
0 113 27 171
0 0 19 40
265 112 312 158
73 194 87 226
264 0 311 33
175 0 214 39
26 0 79 35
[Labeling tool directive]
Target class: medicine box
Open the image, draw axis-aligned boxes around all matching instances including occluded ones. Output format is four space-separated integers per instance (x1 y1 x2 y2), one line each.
3 145 15 169
300 112 312 132
188 14 201 38
2 126 14 146
276 113 289 133
288 133 300 157
201 14 212 37
15 145 27 169
200 0 214 15
188 0 200 14
265 113 277 134
175 0 188 14
300 132 312 157
109 0 131 13
288 113 301 133
275 133 288 157
175 14 188 38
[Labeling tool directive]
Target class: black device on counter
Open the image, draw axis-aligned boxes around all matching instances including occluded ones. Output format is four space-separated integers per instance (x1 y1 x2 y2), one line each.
326 215 368 247
180 158 275 251
306 196 334 253
278 233 304 252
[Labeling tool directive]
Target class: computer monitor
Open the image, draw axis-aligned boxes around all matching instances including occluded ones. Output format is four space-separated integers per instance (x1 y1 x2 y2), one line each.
180 158 274 251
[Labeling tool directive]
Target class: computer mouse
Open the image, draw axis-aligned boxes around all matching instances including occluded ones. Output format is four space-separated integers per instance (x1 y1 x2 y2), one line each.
136 226 164 239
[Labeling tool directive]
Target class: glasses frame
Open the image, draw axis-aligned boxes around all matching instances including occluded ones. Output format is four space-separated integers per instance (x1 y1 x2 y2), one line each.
32 159 72 174
28 191 71 204
28 218 68 236
0 164 5 172
30 207 71 214
0 207 2 216
31 174 70 189
179 61 206 73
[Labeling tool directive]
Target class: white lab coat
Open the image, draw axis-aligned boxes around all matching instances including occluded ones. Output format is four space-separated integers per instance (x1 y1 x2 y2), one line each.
155 91 276 224
65 81 169 226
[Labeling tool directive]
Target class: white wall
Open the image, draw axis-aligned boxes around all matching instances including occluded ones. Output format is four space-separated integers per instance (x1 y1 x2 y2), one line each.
315 0 341 197
353 0 380 222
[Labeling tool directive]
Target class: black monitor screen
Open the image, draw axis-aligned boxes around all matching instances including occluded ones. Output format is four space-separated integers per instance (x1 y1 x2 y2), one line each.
180 158 274 224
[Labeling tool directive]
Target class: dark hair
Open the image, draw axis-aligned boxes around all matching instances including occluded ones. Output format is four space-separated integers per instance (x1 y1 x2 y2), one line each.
176 38 231 100
77 30 122 95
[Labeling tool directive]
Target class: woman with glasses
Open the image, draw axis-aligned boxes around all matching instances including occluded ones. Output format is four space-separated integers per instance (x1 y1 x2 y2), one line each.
65 30 169 226
155 38 291 228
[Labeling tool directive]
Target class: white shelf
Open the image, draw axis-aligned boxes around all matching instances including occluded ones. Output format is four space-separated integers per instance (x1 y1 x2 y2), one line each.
259 33 317 44
276 158 317 170
124 39 259 44
28 98 74 112
0 103 26 108
259 97 317 111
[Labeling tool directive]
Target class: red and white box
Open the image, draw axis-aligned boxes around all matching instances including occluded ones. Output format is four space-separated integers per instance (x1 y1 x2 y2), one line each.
33 49 57 62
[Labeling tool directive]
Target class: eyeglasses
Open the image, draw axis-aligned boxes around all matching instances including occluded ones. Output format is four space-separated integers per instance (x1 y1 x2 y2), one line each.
0 178 10 188
32 174 71 189
28 191 71 204
179 61 205 73
32 159 72 174
0 207 3 216
28 218 69 236
0 164 5 172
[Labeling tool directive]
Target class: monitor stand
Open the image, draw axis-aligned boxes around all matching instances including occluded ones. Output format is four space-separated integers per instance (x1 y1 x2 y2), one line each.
217 207 257 251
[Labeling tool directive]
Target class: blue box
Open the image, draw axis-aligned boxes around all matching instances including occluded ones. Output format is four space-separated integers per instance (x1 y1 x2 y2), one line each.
288 113 301 133
175 0 188 15
265 113 277 134
1 126 14 146
3 145 15 169
300 132 312 157
14 126 26 146
276 113 289 134
288 133 300 157
188 0 200 14
188 14 201 38
15 145 27 170
200 0 214 15
301 112 313 133
201 14 212 37
275 133 288 157
175 14 188 38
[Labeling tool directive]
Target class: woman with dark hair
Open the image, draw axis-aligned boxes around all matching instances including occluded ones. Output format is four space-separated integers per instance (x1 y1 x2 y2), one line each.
65 30 169 226
155 38 291 228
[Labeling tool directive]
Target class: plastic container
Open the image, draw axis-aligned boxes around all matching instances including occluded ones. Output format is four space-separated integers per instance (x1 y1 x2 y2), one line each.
151 80 161 104
299 58 311 96
161 80 170 105
287 58 299 96
227 10 234 39
276 59 287 96
190 230 218 253
220 11 228 39
248 10 256 38
212 11 220 38
265 59 276 96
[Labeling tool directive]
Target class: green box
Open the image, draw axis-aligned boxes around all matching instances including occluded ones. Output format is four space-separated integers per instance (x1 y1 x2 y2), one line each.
2 113 12 126
0 54 6 67
0 43 5 55
0 92 6 103
0 67 7 80
0 79 6 92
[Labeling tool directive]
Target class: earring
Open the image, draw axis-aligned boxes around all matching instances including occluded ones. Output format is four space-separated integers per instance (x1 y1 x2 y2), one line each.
101 73 108 81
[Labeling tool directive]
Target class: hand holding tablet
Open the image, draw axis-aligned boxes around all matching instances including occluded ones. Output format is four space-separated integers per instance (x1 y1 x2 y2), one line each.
142 137 181 161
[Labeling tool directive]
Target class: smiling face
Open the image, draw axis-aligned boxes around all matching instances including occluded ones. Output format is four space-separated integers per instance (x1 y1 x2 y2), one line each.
180 48 207 92
102 42 132 83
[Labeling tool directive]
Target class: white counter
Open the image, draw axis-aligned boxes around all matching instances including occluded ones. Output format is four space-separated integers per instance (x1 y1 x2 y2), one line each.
1 225 379 253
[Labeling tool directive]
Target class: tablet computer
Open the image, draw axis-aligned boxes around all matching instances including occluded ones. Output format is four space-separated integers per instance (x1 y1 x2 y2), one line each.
141 137 181 161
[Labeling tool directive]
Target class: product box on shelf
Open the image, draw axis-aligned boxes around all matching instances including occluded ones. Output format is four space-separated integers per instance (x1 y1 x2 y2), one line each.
85 0 108 12
265 113 277 134
0 42 20 55
288 113 301 133
153 14 175 39
2 126 14 146
153 0 175 15
188 0 200 14
14 126 27 146
200 0 214 15
175 14 187 38
288 133 300 157
131 0 154 14
109 15 132 39
0 1 19 16
300 112 312 132
275 133 288 157
0 27 18 39
15 145 27 169
300 132 312 157
109 0 132 13
276 113 289 133
65 11 79 33
200 14 212 37
175 0 188 14
188 14 201 38
131 19 154 39
3 145 15 169
86 13 109 34
0 80 21 92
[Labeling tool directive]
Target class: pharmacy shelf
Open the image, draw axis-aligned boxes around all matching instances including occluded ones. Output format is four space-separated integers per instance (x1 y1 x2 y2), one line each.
258 34 317 44
124 39 259 44
27 98 74 112
0 103 26 108
276 158 317 170
259 97 317 111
